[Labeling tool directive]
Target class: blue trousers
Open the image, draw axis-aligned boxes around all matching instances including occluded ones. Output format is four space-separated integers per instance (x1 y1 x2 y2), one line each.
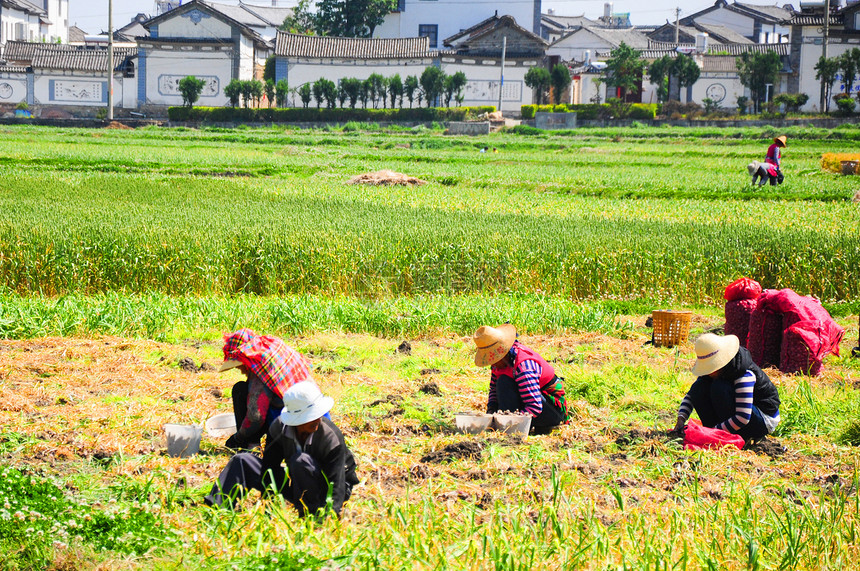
686 377 769 442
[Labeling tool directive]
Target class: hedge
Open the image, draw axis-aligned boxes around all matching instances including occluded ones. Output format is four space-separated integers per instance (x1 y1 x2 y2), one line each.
168 106 496 123
521 102 658 121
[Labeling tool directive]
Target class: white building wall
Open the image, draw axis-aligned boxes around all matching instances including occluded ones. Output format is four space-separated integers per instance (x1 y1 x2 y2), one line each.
239 34 255 80
795 34 860 111
143 48 233 106
695 10 756 39
0 73 27 105
690 73 746 108
547 31 614 62
1 8 39 43
375 1 535 46
40 0 69 43
34 71 108 106
441 58 535 112
157 12 232 38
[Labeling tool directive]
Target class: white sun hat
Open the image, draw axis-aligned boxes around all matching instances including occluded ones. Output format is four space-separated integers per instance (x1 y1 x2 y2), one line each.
691 333 740 377
278 381 334 426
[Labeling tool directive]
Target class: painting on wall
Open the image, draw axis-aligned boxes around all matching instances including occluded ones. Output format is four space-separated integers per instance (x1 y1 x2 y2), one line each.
157 75 220 97
50 80 105 103
462 80 523 104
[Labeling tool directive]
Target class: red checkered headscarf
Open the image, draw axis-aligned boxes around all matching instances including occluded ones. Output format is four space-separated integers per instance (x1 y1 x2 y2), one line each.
222 328 312 397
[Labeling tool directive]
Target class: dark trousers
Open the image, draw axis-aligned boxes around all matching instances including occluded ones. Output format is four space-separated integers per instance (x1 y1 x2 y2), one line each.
495 375 565 429
204 451 349 516
232 381 270 446
686 377 769 442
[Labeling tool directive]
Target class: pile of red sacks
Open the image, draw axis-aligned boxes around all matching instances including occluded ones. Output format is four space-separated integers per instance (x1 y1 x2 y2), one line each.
724 278 844 376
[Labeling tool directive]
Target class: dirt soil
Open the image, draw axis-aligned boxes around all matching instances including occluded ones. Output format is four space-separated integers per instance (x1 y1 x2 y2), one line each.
347 170 426 186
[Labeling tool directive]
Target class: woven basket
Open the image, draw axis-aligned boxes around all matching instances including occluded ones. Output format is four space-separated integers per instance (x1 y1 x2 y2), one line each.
652 310 693 348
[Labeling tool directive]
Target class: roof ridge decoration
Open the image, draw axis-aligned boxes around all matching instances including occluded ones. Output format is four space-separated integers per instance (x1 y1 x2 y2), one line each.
182 9 212 25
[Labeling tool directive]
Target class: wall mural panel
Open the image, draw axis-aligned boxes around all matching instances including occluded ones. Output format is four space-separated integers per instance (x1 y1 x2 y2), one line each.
157 75 220 97
50 80 105 103
463 80 523 102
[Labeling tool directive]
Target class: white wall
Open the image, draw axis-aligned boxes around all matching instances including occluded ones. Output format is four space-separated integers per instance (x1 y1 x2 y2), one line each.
239 34 255 80
0 73 27 105
34 72 107 106
157 11 233 39
695 9 755 39
375 1 536 46
44 0 69 43
1 8 39 43
547 30 614 63
142 48 233 106
690 73 746 108
442 58 535 111
795 35 860 112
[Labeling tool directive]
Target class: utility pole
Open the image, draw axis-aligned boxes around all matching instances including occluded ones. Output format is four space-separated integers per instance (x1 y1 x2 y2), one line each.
674 7 681 43
498 36 506 112
108 0 114 121
820 0 831 112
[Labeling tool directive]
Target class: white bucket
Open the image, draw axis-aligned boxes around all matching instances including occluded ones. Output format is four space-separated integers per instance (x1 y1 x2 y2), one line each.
492 414 531 438
205 413 237 438
164 424 203 458
454 413 493 435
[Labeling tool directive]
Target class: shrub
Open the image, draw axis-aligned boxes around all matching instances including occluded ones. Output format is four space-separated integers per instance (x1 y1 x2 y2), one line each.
773 92 809 113
834 93 856 116
627 103 657 120
661 100 702 119
167 106 496 123
521 104 537 119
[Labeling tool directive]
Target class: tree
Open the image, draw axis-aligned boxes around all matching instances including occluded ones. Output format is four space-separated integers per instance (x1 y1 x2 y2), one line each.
249 80 264 107
550 64 571 104
404 75 419 108
319 78 338 108
337 81 349 108
814 56 840 113
603 42 646 101
280 0 316 34
312 79 326 108
224 79 241 108
178 75 206 108
420 66 445 107
341 77 362 108
388 73 403 108
366 73 385 108
446 71 467 107
524 66 551 105
737 50 781 113
298 83 312 108
359 79 371 108
265 79 275 108
275 79 289 107
263 56 276 83
647 55 673 102
838 48 860 95
312 0 396 37
672 54 700 100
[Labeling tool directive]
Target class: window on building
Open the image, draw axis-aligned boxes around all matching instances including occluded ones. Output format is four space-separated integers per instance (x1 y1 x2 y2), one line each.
855 12 860 30
418 24 438 48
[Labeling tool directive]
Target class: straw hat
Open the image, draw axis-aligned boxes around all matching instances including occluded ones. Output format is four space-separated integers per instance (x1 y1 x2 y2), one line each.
219 359 242 372
773 135 787 147
691 333 740 377
278 381 334 426
473 324 517 367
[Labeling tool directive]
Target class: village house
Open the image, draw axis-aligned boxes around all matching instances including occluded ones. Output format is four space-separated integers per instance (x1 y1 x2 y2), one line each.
136 0 272 110
785 1 860 111
0 0 68 45
680 0 793 44
274 13 546 112
374 0 541 48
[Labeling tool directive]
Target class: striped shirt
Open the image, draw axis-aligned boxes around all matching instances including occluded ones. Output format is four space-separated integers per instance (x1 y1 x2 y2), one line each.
488 358 544 417
677 371 756 433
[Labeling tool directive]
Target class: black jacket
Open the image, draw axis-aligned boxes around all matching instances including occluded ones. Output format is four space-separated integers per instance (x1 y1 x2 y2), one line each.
262 417 359 515
705 346 781 417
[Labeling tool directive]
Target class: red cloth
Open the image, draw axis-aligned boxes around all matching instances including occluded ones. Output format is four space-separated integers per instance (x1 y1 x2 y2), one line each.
724 278 763 302
683 420 745 451
222 328 312 397
780 319 844 376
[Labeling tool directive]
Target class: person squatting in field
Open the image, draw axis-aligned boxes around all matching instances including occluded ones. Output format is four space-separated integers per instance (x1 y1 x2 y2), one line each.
473 324 569 434
205 380 359 516
673 333 781 443
218 328 318 450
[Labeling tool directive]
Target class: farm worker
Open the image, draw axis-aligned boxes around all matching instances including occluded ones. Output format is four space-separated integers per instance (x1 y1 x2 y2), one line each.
672 334 781 443
473 324 568 433
764 135 787 184
204 380 359 517
219 328 314 450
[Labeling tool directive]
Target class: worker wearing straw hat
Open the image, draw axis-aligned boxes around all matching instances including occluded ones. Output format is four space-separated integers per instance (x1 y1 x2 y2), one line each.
219 328 314 450
205 380 358 516
672 333 781 443
473 324 568 433
764 135 787 185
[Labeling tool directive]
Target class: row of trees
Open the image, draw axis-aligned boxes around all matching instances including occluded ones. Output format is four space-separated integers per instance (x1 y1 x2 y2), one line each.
524 64 571 105
815 48 860 113
177 68 468 109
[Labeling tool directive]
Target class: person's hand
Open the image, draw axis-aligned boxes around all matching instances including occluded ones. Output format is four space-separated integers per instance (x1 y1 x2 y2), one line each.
225 434 244 450
670 419 686 435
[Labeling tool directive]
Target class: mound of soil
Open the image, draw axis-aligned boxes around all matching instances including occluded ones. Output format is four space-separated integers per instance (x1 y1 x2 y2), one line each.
420 368 441 376
746 437 787 459
347 170 426 186
177 357 200 372
418 382 441 396
421 441 483 463
397 341 412 355
106 121 133 130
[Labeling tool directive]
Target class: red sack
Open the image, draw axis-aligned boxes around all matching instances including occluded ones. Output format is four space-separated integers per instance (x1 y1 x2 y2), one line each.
780 319 845 376
683 420 745 451
725 298 758 347
747 292 784 369
724 278 763 302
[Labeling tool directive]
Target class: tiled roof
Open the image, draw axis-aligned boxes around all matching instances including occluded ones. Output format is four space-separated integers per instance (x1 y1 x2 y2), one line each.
31 47 137 72
68 25 87 43
445 14 546 47
694 23 753 44
707 42 789 55
202 1 268 28
3 41 70 63
238 4 293 27
784 13 844 26
1 0 45 15
0 65 28 73
275 33 438 59
733 2 793 22
583 26 650 48
701 55 740 72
